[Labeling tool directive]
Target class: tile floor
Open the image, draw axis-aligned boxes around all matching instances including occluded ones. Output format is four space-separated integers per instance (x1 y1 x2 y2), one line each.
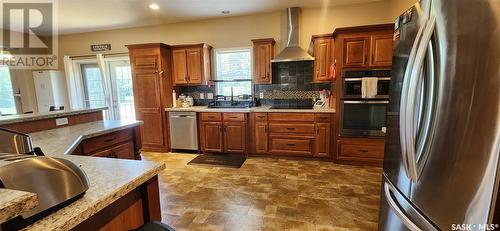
142 152 383 231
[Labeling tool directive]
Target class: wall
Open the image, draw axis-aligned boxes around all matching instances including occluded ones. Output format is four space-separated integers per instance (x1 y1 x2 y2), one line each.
58 0 397 69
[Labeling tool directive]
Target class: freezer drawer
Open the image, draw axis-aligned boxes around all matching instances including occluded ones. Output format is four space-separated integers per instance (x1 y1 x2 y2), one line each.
379 175 437 231
169 112 198 151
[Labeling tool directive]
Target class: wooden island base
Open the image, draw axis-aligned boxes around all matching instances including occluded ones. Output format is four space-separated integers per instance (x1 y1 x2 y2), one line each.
74 176 161 231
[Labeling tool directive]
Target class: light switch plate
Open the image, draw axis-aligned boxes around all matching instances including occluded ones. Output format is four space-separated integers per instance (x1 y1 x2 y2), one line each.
55 117 68 126
207 93 214 99
259 92 264 99
199 93 205 99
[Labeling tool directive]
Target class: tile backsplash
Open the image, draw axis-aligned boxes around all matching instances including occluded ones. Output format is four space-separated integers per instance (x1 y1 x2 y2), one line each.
175 61 333 107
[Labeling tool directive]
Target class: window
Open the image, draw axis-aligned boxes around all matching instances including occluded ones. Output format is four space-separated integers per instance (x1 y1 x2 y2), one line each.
215 48 252 96
81 63 106 108
0 66 16 115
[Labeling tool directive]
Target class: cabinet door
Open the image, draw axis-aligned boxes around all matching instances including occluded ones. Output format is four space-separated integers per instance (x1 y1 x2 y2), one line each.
343 36 369 68
201 122 223 153
186 48 203 84
132 70 165 149
223 122 246 153
253 43 272 84
314 123 331 157
369 34 393 67
113 141 135 159
255 122 268 153
172 49 188 84
313 38 332 82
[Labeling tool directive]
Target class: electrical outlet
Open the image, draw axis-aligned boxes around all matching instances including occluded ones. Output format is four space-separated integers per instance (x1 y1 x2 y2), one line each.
55 117 68 126
199 93 205 99
207 93 214 99
259 92 264 99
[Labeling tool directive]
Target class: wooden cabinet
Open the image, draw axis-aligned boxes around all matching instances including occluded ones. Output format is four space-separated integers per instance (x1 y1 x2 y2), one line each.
201 121 223 152
370 33 393 67
127 43 173 152
171 44 212 85
312 35 334 82
252 38 275 84
337 138 385 166
72 128 140 160
337 25 394 69
343 36 370 68
200 112 246 154
251 112 332 158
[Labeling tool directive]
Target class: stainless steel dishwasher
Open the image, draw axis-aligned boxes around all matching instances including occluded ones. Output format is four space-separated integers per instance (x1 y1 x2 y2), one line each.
169 111 198 151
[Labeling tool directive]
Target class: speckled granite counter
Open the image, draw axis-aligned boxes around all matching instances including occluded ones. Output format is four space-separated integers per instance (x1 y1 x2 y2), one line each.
23 155 164 230
165 105 336 113
0 189 38 224
0 107 107 126
29 120 143 155
0 119 165 230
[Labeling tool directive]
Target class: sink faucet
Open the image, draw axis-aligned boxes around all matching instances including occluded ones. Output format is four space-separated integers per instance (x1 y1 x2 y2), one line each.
230 87 234 105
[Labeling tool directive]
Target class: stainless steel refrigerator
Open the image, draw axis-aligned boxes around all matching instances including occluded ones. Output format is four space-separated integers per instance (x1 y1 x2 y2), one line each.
379 0 500 230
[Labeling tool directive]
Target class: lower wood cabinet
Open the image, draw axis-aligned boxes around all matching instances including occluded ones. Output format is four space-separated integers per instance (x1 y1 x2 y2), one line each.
336 138 385 166
71 128 140 160
251 113 332 158
200 112 246 154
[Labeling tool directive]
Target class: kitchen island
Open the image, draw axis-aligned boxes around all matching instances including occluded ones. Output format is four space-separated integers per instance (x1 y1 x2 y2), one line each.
0 108 166 230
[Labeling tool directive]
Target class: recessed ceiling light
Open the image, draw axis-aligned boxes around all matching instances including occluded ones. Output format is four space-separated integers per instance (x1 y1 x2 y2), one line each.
149 4 160 10
221 10 230 14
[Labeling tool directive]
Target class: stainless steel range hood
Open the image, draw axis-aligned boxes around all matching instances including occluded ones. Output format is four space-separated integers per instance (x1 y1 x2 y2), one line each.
272 7 314 63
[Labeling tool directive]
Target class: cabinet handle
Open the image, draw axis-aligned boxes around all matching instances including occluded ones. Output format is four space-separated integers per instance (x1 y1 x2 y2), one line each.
286 143 296 147
364 55 367 64
257 116 265 118
264 127 267 133
286 128 295 130
371 54 374 64
230 116 238 119
103 137 115 143
317 128 319 134
224 125 227 133
359 149 369 153
320 116 328 120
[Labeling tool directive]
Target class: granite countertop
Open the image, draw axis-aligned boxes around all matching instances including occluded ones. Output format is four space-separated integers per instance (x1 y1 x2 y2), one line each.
165 105 336 113
30 120 143 155
23 155 164 230
0 189 38 224
0 107 108 126
0 119 162 230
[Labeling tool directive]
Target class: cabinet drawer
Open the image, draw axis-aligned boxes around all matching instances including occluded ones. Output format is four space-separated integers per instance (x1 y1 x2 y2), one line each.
339 142 384 160
82 130 132 154
201 112 222 121
133 55 157 69
223 113 245 122
269 136 314 156
254 113 268 122
315 114 331 123
269 123 315 135
268 113 315 122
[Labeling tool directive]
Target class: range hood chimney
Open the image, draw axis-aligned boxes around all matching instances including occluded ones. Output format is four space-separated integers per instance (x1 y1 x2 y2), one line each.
272 7 314 63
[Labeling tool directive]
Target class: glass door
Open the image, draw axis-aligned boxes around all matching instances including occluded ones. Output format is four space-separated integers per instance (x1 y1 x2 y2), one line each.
0 66 16 115
108 60 135 120
81 63 106 108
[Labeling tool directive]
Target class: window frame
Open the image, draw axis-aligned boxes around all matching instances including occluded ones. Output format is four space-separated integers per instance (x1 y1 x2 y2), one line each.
213 47 253 96
0 66 16 115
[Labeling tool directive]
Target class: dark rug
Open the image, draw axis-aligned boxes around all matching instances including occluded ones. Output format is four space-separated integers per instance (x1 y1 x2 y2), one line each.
187 154 246 168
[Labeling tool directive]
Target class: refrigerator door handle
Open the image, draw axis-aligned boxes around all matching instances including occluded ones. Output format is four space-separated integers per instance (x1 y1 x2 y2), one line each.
405 16 437 182
399 19 428 179
384 182 423 231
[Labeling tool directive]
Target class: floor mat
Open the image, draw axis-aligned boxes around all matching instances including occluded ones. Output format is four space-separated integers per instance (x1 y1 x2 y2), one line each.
187 154 246 168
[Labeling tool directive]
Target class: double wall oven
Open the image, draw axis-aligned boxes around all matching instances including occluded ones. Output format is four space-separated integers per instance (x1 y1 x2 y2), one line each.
340 69 391 137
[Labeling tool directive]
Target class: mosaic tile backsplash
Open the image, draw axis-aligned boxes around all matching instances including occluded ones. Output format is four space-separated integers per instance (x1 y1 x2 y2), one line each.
176 61 333 107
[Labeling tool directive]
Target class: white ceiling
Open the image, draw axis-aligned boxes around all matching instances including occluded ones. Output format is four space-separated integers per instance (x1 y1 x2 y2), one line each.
58 0 383 34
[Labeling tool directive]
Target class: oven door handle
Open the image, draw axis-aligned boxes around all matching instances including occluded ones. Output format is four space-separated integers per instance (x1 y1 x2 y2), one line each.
343 100 389 104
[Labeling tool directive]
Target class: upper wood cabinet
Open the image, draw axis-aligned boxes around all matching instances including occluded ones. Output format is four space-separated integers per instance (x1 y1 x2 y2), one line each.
336 24 394 69
370 33 394 67
312 34 334 83
252 38 275 84
126 43 173 152
171 44 212 85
